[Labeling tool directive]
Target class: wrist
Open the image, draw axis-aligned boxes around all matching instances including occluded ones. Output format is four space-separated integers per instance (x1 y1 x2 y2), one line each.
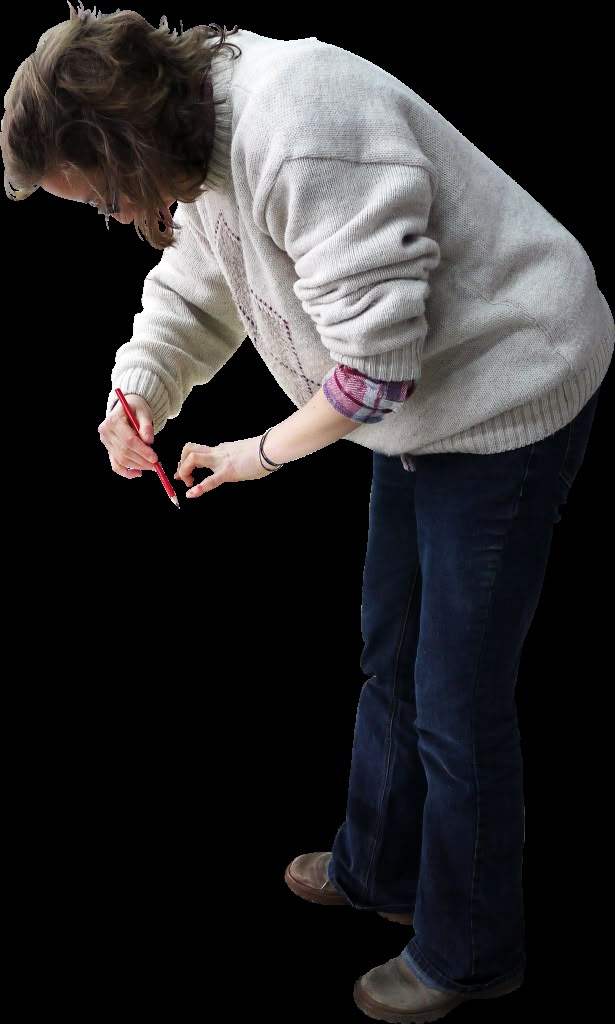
259 428 284 471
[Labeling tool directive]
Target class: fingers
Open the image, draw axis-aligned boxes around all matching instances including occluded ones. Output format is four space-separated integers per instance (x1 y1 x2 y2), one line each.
174 444 211 487
98 420 159 474
116 435 159 471
174 444 224 498
184 476 221 498
109 455 142 480
107 433 158 472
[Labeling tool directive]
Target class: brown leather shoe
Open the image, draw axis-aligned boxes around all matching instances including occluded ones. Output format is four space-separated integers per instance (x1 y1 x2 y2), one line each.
284 852 414 925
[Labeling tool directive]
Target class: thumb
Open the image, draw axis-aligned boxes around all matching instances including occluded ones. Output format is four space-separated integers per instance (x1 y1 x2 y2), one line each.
140 421 155 445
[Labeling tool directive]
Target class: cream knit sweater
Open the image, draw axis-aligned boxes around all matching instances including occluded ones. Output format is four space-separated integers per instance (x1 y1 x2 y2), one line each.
107 29 613 458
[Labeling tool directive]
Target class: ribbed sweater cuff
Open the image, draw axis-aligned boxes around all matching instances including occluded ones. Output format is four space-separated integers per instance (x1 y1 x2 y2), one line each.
106 370 171 434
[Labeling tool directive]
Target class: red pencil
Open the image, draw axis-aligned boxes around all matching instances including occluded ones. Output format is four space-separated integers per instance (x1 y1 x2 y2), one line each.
114 388 180 508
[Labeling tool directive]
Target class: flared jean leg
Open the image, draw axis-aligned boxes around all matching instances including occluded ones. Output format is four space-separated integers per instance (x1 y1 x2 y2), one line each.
328 387 601 991
328 452 425 915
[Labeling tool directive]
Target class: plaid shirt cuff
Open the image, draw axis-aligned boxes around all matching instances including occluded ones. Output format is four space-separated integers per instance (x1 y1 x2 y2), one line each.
322 364 415 423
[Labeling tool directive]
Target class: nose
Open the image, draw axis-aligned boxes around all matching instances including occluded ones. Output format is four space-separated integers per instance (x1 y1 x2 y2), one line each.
111 210 134 224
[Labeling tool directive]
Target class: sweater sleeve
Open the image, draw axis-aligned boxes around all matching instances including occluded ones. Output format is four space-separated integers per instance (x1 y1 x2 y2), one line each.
105 204 247 434
322 364 416 423
261 158 440 382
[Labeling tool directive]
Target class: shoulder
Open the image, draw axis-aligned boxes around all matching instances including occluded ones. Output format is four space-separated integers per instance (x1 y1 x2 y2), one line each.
232 33 419 166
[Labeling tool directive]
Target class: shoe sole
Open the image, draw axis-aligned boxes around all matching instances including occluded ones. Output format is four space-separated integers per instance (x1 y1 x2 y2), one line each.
353 970 525 1023
284 863 414 926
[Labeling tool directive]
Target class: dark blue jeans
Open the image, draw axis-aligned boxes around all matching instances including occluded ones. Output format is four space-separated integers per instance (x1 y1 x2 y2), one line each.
328 386 602 994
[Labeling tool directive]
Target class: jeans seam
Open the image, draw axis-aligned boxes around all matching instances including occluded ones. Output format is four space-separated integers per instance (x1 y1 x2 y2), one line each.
469 448 533 975
366 563 420 897
558 423 574 489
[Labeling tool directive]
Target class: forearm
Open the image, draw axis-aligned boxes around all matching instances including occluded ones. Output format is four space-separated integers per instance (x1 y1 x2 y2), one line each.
263 385 362 464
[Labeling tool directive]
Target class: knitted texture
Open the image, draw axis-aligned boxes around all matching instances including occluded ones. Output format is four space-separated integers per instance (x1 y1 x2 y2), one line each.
107 30 613 457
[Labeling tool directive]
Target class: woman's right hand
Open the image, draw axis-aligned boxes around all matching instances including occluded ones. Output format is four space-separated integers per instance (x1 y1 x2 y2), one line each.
98 393 159 479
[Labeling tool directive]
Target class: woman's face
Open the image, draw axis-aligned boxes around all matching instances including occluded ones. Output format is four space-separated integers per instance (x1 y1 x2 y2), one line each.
39 167 175 224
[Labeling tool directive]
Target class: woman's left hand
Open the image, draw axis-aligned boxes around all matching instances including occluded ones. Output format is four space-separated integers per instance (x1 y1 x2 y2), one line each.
174 436 274 497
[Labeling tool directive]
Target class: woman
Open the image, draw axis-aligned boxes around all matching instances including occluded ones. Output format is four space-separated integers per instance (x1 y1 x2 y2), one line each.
2 5 611 1020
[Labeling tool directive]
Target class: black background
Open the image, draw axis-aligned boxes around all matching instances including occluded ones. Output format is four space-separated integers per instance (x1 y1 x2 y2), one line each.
4 6 611 1019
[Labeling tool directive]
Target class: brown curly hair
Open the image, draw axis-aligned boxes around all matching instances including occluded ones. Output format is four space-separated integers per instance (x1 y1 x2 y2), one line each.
0 3 241 249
